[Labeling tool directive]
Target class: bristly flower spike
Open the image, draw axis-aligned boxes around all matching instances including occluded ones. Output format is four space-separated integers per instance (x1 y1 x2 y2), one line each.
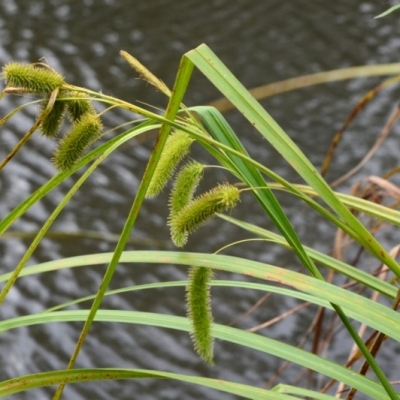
169 161 204 218
40 96 67 138
168 161 205 245
170 183 240 247
65 91 96 122
53 112 102 171
2 62 64 94
186 265 214 364
146 129 194 198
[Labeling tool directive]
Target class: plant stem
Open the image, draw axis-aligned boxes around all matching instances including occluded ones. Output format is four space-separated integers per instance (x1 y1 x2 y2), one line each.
51 55 195 400
0 88 58 173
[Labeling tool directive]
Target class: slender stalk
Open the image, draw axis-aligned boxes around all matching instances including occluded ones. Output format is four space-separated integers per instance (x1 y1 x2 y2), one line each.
333 305 398 399
61 83 172 124
51 56 195 399
0 124 154 306
0 88 59 173
346 288 400 399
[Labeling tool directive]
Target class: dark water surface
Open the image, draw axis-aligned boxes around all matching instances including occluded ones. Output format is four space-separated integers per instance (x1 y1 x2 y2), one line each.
1 1 400 399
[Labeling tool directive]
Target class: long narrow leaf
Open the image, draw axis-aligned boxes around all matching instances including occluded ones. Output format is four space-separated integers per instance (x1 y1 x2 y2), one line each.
209 64 400 112
218 214 397 299
7 251 400 342
0 368 293 400
185 44 400 278
193 105 321 279
0 120 159 235
189 104 397 395
266 182 400 227
0 310 391 399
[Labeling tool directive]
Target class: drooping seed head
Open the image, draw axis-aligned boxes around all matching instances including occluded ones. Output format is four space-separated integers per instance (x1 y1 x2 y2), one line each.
2 62 64 93
65 91 96 122
146 129 194 198
40 96 67 138
169 161 204 219
53 112 102 171
170 184 240 247
186 265 214 365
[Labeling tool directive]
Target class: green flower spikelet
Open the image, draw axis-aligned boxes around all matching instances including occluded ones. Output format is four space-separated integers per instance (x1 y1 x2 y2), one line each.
2 62 64 93
146 129 194 198
170 184 240 247
169 161 204 218
169 161 204 246
186 265 214 364
53 112 102 171
40 96 67 138
66 91 96 122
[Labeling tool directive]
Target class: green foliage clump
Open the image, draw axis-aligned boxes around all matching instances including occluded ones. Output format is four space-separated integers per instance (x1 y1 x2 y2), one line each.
2 44 399 399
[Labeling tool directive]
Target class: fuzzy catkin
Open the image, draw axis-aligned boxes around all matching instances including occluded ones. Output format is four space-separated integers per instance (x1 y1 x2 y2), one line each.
169 161 204 218
186 266 214 364
146 129 194 198
2 62 64 93
66 91 96 122
53 112 102 171
170 184 240 247
40 97 67 138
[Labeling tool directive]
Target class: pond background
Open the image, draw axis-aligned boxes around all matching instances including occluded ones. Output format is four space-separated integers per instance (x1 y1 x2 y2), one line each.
1 1 400 399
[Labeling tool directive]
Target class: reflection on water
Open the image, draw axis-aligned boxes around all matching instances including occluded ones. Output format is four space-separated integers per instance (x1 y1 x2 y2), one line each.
1 1 400 399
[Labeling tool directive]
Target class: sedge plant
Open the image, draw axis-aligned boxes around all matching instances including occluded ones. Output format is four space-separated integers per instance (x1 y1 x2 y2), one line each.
0 45 399 400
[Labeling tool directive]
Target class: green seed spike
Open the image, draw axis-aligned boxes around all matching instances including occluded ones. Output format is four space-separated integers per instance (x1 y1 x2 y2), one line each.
65 91 96 122
168 161 204 246
146 129 194 198
186 266 214 364
40 96 67 138
2 62 64 94
170 184 240 247
169 161 204 218
53 112 102 171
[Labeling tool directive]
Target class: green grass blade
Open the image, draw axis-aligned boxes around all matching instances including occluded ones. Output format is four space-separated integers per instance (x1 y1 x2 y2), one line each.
192 105 321 279
11 251 400 342
271 384 338 400
0 310 392 399
218 214 397 299
185 44 400 278
186 46 400 397
0 120 159 235
184 109 369 247
271 182 400 227
183 111 369 244
41 280 331 313
0 123 158 306
375 5 400 18
188 104 399 396
209 65 400 112
0 368 293 399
